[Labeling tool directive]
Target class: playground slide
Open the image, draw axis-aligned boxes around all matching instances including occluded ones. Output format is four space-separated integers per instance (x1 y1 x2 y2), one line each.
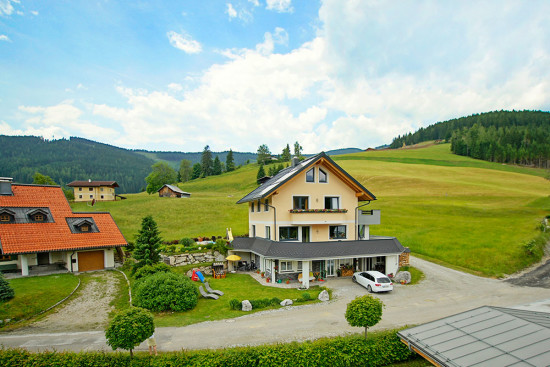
196 270 205 283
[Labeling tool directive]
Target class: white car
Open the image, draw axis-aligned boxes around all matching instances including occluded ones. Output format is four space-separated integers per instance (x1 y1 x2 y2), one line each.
352 271 393 293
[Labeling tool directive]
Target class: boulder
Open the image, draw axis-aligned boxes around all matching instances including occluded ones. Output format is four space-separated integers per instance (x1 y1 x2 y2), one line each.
318 290 330 302
242 300 252 311
394 271 411 284
280 299 293 306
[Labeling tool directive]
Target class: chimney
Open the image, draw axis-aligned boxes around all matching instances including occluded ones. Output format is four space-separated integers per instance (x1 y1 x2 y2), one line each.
88 179 92 182
291 157 300 167
0 177 13 196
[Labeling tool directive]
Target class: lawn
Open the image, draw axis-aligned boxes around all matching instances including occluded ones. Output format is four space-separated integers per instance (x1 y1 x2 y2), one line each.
0 273 79 324
71 143 550 277
152 273 323 327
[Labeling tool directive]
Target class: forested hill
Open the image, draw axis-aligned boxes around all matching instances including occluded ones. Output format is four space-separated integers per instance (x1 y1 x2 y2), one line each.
0 136 154 193
389 110 550 168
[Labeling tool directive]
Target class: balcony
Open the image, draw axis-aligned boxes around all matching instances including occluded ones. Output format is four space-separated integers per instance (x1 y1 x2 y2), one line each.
288 208 349 225
358 209 381 225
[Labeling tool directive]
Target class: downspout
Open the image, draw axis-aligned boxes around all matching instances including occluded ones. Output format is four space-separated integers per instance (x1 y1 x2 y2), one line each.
70 251 76 272
355 201 371 240
267 204 277 241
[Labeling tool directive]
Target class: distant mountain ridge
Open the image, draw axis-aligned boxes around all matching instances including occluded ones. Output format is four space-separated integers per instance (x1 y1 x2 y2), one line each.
0 135 364 193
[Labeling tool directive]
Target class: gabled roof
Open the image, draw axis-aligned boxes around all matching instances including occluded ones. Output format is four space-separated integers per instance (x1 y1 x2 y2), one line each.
158 184 189 195
237 152 376 204
231 236 403 259
67 181 119 188
0 185 126 254
398 306 550 367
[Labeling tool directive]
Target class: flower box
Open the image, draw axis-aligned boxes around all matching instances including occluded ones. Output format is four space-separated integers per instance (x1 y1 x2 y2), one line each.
289 209 348 214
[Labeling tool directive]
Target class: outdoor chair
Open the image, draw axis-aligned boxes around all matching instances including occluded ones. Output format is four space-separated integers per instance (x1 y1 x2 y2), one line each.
199 285 219 300
205 281 224 296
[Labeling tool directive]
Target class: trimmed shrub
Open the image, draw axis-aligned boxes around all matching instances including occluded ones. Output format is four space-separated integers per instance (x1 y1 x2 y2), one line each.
181 238 195 247
133 262 171 280
229 298 241 310
133 272 198 312
346 295 384 338
0 274 14 302
270 297 282 306
105 307 154 357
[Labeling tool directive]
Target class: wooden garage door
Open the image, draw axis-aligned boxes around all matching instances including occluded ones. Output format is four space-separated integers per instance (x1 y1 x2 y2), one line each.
78 250 104 272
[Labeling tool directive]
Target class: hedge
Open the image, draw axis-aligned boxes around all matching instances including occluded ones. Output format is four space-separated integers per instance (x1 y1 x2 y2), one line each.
0 329 415 367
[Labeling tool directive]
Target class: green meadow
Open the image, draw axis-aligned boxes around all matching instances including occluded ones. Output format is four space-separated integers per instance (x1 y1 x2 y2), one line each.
71 143 549 277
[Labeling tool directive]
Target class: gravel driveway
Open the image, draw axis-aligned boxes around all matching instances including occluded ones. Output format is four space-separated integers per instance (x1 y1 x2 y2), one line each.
2 257 550 352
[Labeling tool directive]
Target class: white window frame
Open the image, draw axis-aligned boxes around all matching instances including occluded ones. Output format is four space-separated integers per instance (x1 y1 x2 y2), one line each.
297 261 303 271
280 261 293 272
265 225 271 240
251 225 256 237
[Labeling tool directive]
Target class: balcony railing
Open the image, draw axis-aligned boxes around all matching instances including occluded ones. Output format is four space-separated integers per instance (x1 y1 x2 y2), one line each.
289 209 348 213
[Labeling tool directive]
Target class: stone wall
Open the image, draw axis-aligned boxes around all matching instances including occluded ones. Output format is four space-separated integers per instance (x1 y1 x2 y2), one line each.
162 250 226 267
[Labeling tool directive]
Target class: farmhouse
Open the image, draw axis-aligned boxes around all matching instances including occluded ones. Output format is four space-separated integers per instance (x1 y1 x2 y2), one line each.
68 180 119 202
158 184 191 198
231 153 406 288
0 177 127 275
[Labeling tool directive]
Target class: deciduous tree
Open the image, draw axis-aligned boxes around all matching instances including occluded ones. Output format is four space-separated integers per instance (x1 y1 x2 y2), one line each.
32 172 56 185
294 141 303 159
178 159 192 182
145 162 177 194
281 144 291 162
105 307 154 358
257 144 271 165
345 295 384 338
191 163 202 179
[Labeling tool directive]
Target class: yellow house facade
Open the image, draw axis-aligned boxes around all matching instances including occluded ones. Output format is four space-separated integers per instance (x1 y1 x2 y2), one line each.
67 180 119 202
231 152 404 289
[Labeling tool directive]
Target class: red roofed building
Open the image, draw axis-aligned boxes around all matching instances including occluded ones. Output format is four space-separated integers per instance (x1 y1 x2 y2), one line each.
0 177 127 276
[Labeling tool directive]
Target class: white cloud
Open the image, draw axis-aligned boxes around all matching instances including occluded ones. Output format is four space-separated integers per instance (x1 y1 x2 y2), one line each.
31 10 38 16
0 0 19 16
167 83 183 92
167 31 202 54
226 3 237 18
248 0 260 6
266 0 293 13
0 34 10 42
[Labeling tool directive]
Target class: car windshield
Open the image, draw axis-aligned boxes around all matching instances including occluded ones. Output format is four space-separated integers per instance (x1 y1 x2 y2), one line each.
377 277 391 283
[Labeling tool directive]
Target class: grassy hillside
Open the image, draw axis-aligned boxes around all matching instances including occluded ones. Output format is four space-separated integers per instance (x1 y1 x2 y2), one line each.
72 144 550 277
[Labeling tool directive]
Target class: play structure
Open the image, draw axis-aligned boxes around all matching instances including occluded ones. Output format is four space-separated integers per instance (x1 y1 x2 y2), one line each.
192 268 224 300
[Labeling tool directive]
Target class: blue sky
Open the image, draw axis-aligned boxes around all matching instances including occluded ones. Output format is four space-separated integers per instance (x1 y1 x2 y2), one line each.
1 0 549 154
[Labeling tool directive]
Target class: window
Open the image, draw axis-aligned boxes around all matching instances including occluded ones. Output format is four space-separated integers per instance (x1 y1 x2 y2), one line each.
325 197 339 210
78 187 82 191
100 195 104 199
279 226 298 241
1 255 13 261
89 187 93 191
251 203 254 212
79 195 82 199
34 214 44 222
293 196 308 210
80 224 90 232
265 226 271 240
100 188 104 192
297 261 303 271
0 214 11 222
264 199 269 211
89 195 93 199
257 200 261 212
251 225 256 237
280 261 292 272
329 225 346 239
319 168 327 183
306 168 315 182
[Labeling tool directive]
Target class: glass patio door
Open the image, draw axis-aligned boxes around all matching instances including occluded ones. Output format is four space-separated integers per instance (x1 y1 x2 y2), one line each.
326 259 335 276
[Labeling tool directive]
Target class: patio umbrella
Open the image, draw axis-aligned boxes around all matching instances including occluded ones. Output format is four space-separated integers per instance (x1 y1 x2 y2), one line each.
225 254 241 261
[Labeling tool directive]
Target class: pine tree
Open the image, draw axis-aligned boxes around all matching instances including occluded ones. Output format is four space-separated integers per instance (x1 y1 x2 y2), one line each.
191 163 202 179
133 215 162 271
281 144 291 162
226 149 235 172
0 273 15 302
257 164 266 184
212 156 222 175
201 145 213 177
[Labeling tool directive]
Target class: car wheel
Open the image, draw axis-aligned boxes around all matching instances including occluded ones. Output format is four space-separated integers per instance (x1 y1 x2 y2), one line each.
352 276 356 283
367 285 372 293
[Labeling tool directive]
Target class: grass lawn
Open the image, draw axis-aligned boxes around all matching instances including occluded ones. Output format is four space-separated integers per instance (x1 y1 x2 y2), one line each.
0 273 79 324
71 143 550 277
153 273 323 327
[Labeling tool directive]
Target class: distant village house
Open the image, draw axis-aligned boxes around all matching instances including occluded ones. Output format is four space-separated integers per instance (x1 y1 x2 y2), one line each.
68 180 119 202
158 184 191 198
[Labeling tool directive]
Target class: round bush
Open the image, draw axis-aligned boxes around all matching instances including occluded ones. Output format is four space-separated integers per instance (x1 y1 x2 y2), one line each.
133 262 171 280
133 272 198 312
181 238 195 247
229 298 241 310
0 274 15 302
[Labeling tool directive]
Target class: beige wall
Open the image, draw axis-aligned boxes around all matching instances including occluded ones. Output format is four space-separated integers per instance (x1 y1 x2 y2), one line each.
73 186 116 202
249 162 360 241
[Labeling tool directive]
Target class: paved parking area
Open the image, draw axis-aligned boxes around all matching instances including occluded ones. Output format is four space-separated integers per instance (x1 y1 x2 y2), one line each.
2 256 550 352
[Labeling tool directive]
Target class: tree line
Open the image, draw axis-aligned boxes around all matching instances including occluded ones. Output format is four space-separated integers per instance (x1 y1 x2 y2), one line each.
389 110 550 168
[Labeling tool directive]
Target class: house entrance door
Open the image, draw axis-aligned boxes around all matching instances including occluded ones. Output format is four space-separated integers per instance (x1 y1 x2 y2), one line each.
37 252 49 265
326 259 335 276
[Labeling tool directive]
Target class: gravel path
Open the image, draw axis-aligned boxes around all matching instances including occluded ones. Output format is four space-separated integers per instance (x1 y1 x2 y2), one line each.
2 257 550 352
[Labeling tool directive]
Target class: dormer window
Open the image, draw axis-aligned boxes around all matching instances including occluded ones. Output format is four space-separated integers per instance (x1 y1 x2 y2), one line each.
69 218 97 233
81 224 90 232
34 214 44 222
319 168 327 183
27 209 50 223
306 168 315 182
0 213 14 223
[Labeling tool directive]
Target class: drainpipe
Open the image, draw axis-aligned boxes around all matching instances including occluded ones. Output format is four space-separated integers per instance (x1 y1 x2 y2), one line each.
354 201 371 240
266 204 277 241
70 251 76 272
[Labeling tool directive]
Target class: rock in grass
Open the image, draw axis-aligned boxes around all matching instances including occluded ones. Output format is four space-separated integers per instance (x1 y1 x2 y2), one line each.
280 299 293 306
318 290 330 302
394 271 411 284
242 300 252 311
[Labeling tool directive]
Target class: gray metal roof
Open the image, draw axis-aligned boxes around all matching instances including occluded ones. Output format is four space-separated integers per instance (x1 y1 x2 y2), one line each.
236 152 376 204
398 306 550 367
231 236 404 260
158 184 190 195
